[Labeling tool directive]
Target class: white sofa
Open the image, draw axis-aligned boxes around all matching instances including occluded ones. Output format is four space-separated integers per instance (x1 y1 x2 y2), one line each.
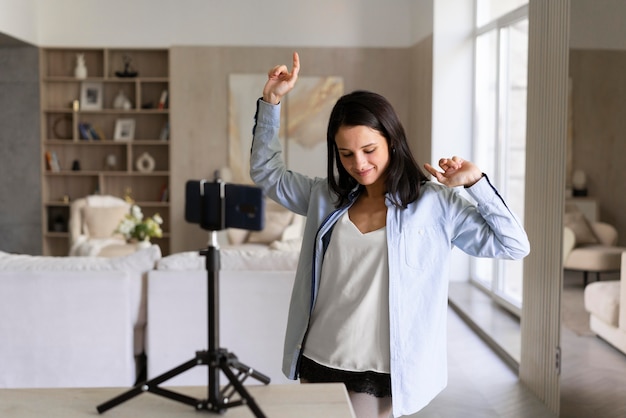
584 252 626 355
145 244 299 387
0 245 161 388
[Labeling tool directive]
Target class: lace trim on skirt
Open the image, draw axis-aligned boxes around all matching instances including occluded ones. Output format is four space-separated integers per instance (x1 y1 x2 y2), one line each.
298 356 391 398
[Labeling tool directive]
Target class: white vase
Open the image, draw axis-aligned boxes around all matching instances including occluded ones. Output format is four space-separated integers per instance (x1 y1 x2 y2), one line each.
135 240 151 250
113 90 132 110
74 54 87 79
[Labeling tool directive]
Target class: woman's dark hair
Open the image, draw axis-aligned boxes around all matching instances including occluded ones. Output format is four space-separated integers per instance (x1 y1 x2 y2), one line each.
327 90 428 208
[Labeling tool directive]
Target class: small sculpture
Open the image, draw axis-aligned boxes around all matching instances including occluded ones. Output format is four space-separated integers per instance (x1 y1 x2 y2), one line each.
105 154 117 170
124 187 135 204
74 53 87 79
113 90 132 110
572 169 588 196
136 152 155 173
115 54 138 78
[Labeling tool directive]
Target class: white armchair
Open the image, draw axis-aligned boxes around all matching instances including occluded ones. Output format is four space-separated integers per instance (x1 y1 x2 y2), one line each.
564 209 625 285
69 195 137 257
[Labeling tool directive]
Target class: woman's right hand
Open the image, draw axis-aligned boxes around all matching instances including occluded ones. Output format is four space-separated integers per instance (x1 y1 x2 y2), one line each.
262 52 300 105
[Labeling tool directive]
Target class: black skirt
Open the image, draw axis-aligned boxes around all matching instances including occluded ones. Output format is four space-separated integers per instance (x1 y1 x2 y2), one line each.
298 355 392 398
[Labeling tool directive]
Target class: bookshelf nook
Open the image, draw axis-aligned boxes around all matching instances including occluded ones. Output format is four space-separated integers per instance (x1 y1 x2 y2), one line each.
40 48 171 256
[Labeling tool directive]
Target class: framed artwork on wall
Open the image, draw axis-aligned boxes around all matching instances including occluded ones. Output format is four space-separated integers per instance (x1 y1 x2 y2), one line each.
228 74 343 183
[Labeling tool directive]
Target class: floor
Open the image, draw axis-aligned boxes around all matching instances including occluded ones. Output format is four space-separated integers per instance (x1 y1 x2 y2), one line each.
409 306 554 417
559 271 626 418
442 271 626 418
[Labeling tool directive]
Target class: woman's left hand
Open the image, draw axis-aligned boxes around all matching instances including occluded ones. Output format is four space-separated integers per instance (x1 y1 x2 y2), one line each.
424 156 483 188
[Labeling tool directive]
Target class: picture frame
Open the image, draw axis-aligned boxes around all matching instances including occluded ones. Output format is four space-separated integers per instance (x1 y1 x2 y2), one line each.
79 81 103 111
113 118 135 141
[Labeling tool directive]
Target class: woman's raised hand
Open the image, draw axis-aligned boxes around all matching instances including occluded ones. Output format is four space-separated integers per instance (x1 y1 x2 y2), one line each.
262 52 300 105
424 156 483 188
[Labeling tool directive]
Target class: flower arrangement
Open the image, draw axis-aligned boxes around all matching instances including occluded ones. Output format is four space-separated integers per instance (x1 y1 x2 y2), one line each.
115 205 163 242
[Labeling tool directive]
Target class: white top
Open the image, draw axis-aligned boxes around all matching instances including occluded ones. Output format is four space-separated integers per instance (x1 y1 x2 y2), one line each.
303 211 390 373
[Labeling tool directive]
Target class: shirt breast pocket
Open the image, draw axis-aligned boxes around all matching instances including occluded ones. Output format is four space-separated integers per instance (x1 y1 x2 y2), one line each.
403 225 444 271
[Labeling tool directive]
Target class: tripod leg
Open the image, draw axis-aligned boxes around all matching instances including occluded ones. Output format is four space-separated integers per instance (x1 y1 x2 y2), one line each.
220 361 267 418
96 357 199 413
229 356 271 385
219 353 271 401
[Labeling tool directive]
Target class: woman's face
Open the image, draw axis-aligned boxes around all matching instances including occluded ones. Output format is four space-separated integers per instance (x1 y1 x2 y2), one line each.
335 125 390 188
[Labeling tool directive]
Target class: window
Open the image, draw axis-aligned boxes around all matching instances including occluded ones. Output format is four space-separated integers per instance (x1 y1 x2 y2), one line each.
472 2 528 313
476 0 528 26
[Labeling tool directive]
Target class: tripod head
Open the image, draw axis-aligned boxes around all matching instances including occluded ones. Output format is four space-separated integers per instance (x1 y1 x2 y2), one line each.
184 179 265 232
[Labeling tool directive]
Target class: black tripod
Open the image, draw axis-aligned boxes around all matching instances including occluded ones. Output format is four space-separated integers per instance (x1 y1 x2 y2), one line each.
96 230 270 416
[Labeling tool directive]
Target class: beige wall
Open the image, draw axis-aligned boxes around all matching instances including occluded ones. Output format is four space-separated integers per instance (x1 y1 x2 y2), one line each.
169 45 432 253
569 49 626 245
408 35 433 168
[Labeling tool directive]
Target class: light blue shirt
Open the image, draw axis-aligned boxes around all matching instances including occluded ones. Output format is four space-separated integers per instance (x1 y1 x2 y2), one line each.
250 99 530 417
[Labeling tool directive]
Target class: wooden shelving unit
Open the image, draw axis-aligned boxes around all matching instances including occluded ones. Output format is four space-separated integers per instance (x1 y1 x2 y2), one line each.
40 48 171 256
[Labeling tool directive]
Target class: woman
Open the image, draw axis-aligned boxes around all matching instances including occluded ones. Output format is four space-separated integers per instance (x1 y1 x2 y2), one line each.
250 52 529 418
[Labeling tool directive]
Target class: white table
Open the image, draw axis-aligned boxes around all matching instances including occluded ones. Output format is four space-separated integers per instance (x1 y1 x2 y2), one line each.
0 383 355 418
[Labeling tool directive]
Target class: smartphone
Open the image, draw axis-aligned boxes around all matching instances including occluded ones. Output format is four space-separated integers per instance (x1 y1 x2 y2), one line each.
185 180 264 231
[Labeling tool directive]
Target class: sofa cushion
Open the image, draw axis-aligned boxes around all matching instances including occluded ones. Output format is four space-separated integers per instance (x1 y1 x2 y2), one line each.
82 205 129 239
269 237 302 252
584 280 620 326
0 245 161 272
156 245 299 271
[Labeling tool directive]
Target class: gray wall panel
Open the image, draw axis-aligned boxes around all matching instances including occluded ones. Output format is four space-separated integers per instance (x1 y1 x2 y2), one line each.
0 45 41 255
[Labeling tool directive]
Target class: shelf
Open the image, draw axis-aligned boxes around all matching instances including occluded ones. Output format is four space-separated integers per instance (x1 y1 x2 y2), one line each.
44 109 169 114
43 76 169 82
40 47 171 256
44 140 169 145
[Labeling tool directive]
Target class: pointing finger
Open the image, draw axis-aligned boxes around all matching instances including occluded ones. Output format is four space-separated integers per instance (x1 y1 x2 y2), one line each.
292 52 300 78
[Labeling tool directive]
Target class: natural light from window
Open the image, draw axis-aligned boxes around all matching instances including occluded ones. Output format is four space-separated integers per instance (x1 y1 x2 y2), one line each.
472 1 528 313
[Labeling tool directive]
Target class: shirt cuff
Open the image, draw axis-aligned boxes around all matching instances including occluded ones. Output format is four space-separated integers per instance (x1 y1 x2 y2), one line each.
465 174 497 201
255 98 282 125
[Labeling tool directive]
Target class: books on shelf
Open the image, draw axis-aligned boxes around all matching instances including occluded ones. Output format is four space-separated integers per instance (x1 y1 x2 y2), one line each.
45 151 61 172
158 90 168 110
159 121 170 141
78 123 104 140
159 184 169 202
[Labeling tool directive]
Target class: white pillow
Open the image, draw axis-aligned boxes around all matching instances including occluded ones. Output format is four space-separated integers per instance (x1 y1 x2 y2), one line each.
280 214 304 242
247 210 294 244
269 237 302 252
563 210 598 246
227 228 250 245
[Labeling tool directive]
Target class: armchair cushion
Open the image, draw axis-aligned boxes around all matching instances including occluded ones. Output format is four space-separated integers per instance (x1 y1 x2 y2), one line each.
564 210 598 246
82 205 129 239
564 245 624 272
69 195 133 257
